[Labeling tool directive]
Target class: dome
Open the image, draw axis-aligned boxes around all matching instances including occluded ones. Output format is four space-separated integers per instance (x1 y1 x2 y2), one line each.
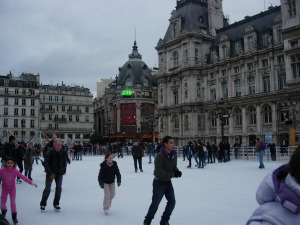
117 41 157 88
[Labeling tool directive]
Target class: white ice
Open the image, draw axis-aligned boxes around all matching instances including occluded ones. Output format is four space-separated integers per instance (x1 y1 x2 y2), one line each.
10 155 288 225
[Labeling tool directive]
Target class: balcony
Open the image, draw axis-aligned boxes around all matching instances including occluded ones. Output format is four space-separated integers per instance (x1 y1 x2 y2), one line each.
54 118 67 122
40 108 55 112
40 127 92 132
67 109 82 114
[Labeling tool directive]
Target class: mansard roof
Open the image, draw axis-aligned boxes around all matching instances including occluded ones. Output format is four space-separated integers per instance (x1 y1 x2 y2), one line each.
213 6 281 47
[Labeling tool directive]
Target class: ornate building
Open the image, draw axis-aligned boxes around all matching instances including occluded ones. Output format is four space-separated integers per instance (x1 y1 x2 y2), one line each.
0 72 40 142
94 41 158 141
156 0 300 146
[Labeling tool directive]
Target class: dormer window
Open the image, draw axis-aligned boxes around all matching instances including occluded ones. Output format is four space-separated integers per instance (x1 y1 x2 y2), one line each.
248 36 254 51
143 77 149 87
262 33 269 47
288 0 296 17
125 77 133 86
222 45 228 59
4 79 9 86
58 87 62 94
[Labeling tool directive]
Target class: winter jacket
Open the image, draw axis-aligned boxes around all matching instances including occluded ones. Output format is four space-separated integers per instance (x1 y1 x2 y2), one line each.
247 164 300 225
0 167 33 190
98 161 121 186
24 147 37 170
154 146 179 182
132 145 142 158
196 145 205 158
2 143 17 162
16 146 25 163
44 148 68 176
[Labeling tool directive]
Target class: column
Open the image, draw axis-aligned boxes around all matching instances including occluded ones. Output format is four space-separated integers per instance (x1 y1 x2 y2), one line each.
116 103 121 133
242 106 248 145
136 102 141 133
272 102 277 143
256 104 262 134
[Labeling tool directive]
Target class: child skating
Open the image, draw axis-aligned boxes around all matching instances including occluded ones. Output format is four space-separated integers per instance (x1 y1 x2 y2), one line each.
98 153 121 215
0 157 37 224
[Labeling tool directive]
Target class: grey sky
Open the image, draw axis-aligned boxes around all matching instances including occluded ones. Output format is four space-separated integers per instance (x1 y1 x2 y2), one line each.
0 0 280 97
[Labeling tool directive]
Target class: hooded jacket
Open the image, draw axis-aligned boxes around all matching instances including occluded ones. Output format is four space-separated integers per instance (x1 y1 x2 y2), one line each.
98 161 121 186
247 164 300 225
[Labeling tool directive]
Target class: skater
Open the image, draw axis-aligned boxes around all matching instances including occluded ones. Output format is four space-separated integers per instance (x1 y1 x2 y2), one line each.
255 138 265 169
40 139 68 211
15 141 25 184
247 145 300 224
144 136 182 225
1 136 17 184
132 141 143 172
0 157 37 224
24 142 38 181
98 153 121 215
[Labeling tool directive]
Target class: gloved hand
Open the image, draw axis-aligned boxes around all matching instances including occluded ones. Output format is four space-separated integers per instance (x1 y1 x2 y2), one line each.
50 174 56 179
100 184 104 189
173 170 182 178
117 182 121 187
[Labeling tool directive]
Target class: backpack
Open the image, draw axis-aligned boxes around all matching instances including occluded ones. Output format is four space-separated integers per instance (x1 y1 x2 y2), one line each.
260 142 266 151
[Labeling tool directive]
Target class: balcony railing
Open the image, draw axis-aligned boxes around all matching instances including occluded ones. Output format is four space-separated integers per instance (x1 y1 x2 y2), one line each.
67 109 82 114
40 108 55 112
40 127 92 132
54 118 67 122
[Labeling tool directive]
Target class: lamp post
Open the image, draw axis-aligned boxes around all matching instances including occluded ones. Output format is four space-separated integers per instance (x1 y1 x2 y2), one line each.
215 99 232 142
145 114 159 148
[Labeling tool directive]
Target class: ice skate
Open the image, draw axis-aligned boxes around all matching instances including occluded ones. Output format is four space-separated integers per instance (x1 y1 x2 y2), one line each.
12 213 18 224
104 209 109 215
40 205 45 211
53 205 60 212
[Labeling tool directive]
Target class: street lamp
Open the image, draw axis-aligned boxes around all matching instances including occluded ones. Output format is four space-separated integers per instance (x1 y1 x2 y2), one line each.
145 114 159 147
215 99 232 142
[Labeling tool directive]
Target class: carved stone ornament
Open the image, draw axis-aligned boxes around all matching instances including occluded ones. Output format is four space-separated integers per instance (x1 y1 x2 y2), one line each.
212 0 222 10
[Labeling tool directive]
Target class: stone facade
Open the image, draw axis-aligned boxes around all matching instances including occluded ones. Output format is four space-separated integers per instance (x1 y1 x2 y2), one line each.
0 72 40 142
156 0 300 146
39 84 94 145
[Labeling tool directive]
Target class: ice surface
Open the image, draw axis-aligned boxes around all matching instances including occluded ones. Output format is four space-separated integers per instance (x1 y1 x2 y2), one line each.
10 155 287 225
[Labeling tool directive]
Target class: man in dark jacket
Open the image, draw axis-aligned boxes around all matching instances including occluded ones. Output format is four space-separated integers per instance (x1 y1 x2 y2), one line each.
144 136 182 225
40 139 68 211
132 141 143 172
16 141 26 183
44 134 57 157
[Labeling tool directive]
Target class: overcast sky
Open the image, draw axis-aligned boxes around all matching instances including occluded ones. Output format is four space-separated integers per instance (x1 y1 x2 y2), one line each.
0 0 281 96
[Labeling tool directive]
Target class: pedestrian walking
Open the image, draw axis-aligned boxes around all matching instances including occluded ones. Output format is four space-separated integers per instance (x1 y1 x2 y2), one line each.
132 142 143 172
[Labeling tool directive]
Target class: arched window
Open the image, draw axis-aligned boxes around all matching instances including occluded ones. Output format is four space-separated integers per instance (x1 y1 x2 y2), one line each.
249 106 256 125
235 108 242 126
125 77 133 86
173 52 179 67
143 77 149 87
263 105 272 123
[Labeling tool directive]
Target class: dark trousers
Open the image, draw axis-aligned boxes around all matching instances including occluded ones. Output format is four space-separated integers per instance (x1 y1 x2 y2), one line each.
133 156 142 170
40 174 63 206
145 179 175 223
17 161 23 180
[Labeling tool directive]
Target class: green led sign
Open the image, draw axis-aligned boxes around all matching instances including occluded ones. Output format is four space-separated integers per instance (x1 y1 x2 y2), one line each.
122 89 134 96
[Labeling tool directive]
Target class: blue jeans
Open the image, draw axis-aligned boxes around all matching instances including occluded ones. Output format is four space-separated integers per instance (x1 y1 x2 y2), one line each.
40 174 63 206
198 158 205 168
77 151 82 160
145 179 176 223
193 153 199 164
258 151 265 167
148 150 156 163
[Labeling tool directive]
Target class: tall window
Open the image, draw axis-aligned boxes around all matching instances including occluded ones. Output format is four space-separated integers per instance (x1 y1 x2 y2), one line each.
235 108 242 126
15 98 19 105
210 89 216 101
4 98 8 105
277 55 284 64
160 89 163 103
249 107 256 125
291 54 300 78
248 76 255 94
195 49 199 64
197 115 201 130
3 119 8 127
30 120 35 128
30 109 35 116
143 78 149 87
22 108 26 116
31 99 35 106
222 69 227 76
234 42 239 55
4 88 9 94
125 77 133 86
4 108 8 115
197 83 201 97
263 76 270 92
14 108 18 115
235 79 241 97
174 91 179 105
277 28 283 43
279 75 286 90
248 36 254 51
14 119 18 128
262 33 269 47
22 99 26 106
221 83 228 99
262 59 269 67
263 105 272 123
234 66 240 74
288 0 296 17
184 115 189 129
184 83 188 99
247 62 254 71
173 52 179 67
172 22 178 37
173 115 179 129
222 45 228 58
211 112 217 127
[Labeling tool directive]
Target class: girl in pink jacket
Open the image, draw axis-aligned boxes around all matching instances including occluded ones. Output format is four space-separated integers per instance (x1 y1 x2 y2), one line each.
0 157 37 224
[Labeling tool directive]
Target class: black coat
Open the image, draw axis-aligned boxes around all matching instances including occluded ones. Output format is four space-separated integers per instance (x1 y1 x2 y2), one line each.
132 145 142 158
98 161 121 186
44 148 68 176
2 143 17 161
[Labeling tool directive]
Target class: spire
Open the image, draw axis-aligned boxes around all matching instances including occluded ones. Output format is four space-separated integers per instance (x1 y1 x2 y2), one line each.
128 41 142 60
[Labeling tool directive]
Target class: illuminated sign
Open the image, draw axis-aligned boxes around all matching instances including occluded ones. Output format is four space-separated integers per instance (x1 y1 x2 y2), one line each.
122 89 134 96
